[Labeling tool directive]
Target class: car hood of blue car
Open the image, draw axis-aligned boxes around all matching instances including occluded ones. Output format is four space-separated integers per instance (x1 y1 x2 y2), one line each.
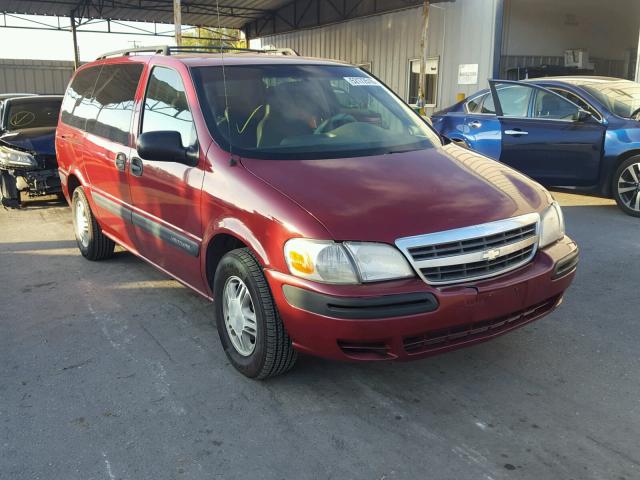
0 126 56 156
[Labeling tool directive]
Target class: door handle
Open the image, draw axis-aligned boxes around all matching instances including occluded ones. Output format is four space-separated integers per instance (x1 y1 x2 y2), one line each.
504 129 529 136
115 152 127 172
468 121 482 128
130 157 143 177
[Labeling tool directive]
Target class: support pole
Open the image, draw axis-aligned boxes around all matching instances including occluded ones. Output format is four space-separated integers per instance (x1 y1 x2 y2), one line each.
174 0 182 46
635 27 640 81
418 0 430 113
70 12 80 70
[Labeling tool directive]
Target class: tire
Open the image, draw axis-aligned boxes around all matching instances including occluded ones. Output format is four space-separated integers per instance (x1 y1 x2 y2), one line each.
213 248 297 379
0 170 20 208
612 156 640 217
71 187 115 260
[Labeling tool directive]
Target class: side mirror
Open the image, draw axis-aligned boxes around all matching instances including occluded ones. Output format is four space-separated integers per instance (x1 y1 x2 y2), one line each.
137 131 198 166
576 109 592 122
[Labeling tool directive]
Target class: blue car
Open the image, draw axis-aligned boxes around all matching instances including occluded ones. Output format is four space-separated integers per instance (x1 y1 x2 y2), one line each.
431 77 640 217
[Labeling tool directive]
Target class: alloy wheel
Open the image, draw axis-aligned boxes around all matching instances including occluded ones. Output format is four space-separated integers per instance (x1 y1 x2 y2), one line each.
222 276 258 356
74 199 90 247
617 162 640 212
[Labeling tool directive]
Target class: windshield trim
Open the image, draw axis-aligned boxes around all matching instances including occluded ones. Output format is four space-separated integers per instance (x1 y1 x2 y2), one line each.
190 64 441 161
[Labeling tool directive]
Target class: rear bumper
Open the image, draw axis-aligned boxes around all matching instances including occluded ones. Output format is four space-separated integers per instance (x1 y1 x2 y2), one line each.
265 236 578 362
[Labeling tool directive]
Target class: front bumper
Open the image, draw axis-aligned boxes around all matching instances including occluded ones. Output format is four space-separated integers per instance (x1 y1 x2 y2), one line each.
265 236 578 361
0 167 61 197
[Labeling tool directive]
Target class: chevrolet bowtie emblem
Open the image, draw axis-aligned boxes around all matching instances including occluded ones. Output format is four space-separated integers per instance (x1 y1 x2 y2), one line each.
482 248 501 261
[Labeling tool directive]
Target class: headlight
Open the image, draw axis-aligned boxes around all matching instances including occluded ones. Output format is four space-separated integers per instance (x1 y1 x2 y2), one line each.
539 202 565 248
0 145 37 168
284 239 414 284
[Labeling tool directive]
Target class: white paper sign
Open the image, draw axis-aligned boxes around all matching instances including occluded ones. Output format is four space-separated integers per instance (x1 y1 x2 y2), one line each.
458 64 479 85
344 77 381 86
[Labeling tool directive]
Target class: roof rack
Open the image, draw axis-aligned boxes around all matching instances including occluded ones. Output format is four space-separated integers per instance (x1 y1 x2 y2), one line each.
96 45 298 60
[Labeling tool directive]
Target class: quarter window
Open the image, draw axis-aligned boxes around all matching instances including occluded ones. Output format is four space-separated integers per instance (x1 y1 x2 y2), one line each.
142 67 196 148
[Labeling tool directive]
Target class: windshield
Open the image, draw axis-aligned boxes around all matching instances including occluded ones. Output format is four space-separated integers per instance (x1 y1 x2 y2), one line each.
4 99 62 131
192 64 438 159
580 79 640 118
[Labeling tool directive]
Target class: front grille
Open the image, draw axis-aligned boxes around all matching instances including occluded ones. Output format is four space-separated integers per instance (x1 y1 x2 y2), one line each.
421 243 535 283
396 213 540 285
408 224 536 260
402 295 560 354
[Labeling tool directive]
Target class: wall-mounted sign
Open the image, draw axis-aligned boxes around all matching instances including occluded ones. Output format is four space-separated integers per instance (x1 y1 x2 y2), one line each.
458 64 479 85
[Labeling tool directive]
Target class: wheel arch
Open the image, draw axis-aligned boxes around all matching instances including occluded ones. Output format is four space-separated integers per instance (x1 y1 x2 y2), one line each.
604 149 640 197
202 220 271 291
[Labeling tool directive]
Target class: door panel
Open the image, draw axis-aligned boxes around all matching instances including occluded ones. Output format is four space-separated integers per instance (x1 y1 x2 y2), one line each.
498 117 605 185
464 114 502 159
462 93 501 159
128 65 205 291
81 63 144 245
490 80 605 186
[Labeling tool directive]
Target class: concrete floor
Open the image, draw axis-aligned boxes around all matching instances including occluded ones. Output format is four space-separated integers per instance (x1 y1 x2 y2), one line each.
1 192 638 480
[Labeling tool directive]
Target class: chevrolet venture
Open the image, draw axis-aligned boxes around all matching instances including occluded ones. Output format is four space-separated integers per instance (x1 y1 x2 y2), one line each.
56 46 578 379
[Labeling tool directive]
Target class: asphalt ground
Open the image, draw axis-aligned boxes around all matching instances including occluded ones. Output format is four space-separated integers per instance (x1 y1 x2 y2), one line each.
1 191 638 480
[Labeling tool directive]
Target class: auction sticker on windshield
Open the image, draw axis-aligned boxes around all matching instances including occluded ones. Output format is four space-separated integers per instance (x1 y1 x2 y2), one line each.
344 77 381 86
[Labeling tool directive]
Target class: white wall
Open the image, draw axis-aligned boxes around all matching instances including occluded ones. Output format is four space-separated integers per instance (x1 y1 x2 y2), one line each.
503 0 640 61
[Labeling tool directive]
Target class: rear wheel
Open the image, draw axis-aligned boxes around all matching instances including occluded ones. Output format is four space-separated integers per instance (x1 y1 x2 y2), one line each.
213 248 297 379
72 187 115 260
613 157 640 217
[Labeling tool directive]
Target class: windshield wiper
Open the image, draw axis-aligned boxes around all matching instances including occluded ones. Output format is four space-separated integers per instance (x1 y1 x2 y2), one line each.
385 147 421 155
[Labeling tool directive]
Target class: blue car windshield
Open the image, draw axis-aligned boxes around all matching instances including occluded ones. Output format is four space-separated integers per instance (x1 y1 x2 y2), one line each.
580 79 640 118
192 64 439 160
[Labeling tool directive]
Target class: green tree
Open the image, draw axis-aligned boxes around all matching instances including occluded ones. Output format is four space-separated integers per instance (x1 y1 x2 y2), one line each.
182 27 245 49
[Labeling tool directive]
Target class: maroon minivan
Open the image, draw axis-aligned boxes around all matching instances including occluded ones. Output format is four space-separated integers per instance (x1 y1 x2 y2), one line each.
55 46 578 378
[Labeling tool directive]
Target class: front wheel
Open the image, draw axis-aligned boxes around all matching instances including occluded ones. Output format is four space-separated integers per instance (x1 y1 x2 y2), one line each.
612 157 640 217
72 187 115 260
213 248 297 379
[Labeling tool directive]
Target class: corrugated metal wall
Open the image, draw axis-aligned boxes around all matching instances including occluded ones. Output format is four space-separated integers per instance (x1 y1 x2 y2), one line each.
251 1 499 110
251 7 427 102
0 59 74 95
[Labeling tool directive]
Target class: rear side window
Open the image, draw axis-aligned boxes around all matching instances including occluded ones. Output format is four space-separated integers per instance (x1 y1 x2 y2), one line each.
87 64 143 145
141 67 196 148
61 66 101 130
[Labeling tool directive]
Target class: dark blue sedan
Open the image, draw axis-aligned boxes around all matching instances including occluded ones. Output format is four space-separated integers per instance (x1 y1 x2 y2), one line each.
431 77 640 217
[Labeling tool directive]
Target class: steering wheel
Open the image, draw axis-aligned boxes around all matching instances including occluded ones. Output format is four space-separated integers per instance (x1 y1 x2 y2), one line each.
314 114 357 134
630 106 640 119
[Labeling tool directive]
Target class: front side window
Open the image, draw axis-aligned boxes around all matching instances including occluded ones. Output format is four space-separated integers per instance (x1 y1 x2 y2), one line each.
531 89 580 120
192 64 438 160
142 67 196 148
5 99 62 130
88 64 144 145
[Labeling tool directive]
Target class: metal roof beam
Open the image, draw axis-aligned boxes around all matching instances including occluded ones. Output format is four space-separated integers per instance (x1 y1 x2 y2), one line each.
244 0 426 39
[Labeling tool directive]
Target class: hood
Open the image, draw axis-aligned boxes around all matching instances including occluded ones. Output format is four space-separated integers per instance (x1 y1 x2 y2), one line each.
241 145 550 243
0 127 56 155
